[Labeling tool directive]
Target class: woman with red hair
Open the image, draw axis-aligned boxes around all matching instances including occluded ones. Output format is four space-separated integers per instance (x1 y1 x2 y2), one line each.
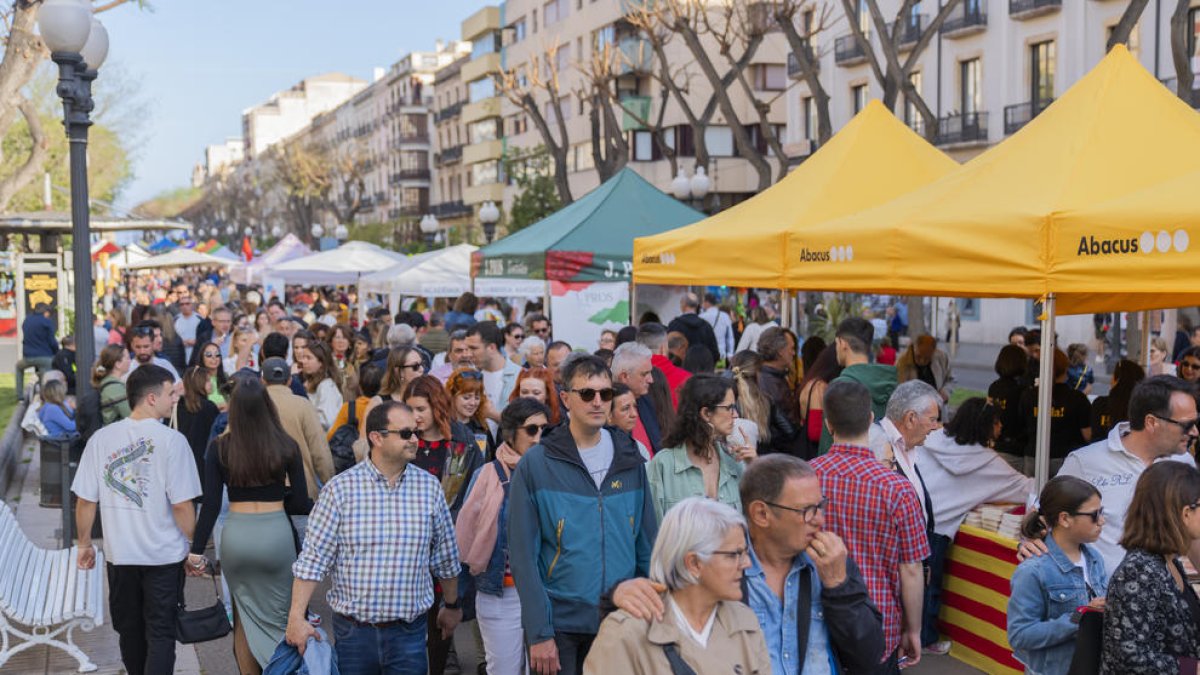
508 367 562 425
446 368 497 459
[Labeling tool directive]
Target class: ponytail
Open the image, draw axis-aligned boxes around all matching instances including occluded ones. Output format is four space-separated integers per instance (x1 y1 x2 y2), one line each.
1021 475 1100 541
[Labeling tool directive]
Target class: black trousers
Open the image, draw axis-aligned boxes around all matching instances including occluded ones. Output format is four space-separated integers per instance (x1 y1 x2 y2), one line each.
552 631 596 675
107 561 183 675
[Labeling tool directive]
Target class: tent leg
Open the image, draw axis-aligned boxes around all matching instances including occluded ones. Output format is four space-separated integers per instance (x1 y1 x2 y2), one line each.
1142 311 1153 365
630 283 638 325
1035 295 1056 490
544 280 551 322
780 290 791 333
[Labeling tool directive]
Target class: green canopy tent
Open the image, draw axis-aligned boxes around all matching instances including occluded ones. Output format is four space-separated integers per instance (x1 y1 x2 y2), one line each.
471 167 703 346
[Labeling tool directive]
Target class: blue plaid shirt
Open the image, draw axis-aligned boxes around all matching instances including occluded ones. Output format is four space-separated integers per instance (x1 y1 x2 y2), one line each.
292 457 461 623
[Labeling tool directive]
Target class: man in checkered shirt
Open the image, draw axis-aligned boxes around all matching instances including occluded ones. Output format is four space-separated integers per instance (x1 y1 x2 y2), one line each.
284 400 463 673
811 380 930 673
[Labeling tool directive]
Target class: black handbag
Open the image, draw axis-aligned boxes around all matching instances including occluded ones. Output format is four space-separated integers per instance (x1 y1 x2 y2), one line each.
176 573 232 644
1065 609 1103 675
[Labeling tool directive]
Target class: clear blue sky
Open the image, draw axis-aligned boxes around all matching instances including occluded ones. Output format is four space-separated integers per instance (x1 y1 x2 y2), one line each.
100 0 484 209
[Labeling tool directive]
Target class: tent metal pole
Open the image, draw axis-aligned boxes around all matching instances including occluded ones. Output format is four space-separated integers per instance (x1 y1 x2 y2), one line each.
630 282 638 325
1142 311 1153 365
1035 294 1056 490
780 289 791 332
544 280 551 322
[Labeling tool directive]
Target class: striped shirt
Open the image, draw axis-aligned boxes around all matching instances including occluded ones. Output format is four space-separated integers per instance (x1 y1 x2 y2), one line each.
292 457 461 623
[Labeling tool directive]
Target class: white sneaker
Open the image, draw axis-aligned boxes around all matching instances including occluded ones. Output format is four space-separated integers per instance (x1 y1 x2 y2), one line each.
924 640 952 655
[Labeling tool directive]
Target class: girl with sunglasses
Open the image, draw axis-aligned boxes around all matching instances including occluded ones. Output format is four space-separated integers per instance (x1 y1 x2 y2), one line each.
1008 475 1107 675
190 340 229 411
360 346 426 435
447 368 497 460
402 374 484 675
456 398 550 675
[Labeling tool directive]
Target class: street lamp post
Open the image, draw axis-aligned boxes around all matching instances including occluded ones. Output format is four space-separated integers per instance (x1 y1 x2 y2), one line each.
479 201 501 244
670 165 711 211
419 214 440 247
39 0 109 408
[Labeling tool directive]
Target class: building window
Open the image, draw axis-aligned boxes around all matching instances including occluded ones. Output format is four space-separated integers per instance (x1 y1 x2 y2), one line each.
630 130 657 161
751 64 787 91
472 32 500 60
532 8 538 32
511 18 527 43
1030 40 1055 105
856 0 870 34
959 58 981 114
903 72 922 133
468 118 499 144
851 84 867 114
471 161 502 186
1186 8 1200 68
704 126 734 157
803 97 817 140
544 0 568 26
468 77 496 103
663 125 696 157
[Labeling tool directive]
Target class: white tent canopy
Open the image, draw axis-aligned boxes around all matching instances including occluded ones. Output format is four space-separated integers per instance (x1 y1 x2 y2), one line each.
120 248 233 270
360 244 478 314
230 234 313 284
270 240 406 285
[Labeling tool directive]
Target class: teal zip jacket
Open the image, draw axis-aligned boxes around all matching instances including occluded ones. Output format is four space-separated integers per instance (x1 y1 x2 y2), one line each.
507 424 658 643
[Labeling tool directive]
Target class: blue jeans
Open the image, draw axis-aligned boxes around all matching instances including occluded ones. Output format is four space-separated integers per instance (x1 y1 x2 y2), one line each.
921 532 952 646
332 613 427 675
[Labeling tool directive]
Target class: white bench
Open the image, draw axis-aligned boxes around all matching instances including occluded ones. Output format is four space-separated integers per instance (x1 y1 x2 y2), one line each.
0 500 104 672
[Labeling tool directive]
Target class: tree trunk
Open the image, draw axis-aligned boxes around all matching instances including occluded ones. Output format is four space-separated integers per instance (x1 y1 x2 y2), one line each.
1172 0 1194 105
775 13 834 144
1108 0 1151 51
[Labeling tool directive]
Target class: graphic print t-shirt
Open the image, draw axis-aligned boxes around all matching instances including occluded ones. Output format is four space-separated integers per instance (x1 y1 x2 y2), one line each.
71 417 202 565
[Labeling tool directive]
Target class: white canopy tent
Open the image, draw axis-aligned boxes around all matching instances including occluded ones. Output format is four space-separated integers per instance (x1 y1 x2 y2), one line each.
359 244 477 314
269 240 406 285
120 248 234 270
230 234 313 284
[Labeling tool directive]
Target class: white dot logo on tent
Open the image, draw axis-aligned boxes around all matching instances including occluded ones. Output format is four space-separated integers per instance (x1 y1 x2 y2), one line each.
837 246 847 261
845 245 854 261
830 247 840 262
1175 229 1190 253
1140 231 1154 253
1157 231 1172 253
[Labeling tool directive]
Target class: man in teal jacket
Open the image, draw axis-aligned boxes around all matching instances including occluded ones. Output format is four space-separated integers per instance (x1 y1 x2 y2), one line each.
819 317 898 453
508 354 658 675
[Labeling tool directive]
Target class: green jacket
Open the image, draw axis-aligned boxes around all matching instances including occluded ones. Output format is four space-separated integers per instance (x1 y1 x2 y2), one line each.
818 363 898 454
646 444 743 522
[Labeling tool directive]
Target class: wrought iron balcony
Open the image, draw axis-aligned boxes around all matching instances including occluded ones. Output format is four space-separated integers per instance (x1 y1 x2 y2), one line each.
431 200 472 219
834 33 867 66
936 111 988 145
786 45 818 78
436 145 464 165
891 15 925 47
1009 0 1061 19
940 4 987 37
397 168 431 181
1003 99 1053 135
435 101 463 123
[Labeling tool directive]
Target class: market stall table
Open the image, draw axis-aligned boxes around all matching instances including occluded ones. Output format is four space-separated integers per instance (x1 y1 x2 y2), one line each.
939 523 1023 675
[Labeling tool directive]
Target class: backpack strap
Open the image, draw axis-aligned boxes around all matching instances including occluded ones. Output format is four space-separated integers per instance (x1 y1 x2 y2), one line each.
347 397 358 429
98 379 127 410
662 644 698 675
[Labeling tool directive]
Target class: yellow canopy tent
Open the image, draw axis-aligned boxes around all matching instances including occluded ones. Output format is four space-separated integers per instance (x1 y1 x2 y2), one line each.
631 100 957 289
784 45 1200 486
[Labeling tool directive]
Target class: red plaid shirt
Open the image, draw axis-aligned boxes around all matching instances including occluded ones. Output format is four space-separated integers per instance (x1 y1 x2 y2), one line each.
811 443 930 660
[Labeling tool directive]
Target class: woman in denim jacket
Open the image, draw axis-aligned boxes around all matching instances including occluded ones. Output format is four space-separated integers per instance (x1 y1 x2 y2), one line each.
1008 475 1108 675
455 398 550 675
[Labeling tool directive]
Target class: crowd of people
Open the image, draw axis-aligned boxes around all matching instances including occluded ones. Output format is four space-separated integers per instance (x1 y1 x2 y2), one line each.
14 275 1200 675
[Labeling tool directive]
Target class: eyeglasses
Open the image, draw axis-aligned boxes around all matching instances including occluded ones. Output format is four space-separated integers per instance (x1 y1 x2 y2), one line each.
457 370 483 380
1070 508 1105 523
764 497 828 523
709 403 738 413
511 333 525 340
521 423 549 436
1151 413 1200 433
711 547 750 563
1182 360 1200 370
533 327 550 335
202 351 220 359
570 387 614 402
377 427 418 440
402 362 424 372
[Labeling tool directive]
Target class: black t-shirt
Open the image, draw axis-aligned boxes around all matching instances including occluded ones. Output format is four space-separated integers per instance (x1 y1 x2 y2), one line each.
1091 396 1114 440
915 362 937 389
1019 382 1092 459
988 376 1026 454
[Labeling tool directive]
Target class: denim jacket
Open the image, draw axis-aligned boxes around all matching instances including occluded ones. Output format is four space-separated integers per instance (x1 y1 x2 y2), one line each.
1008 535 1109 675
474 460 514 596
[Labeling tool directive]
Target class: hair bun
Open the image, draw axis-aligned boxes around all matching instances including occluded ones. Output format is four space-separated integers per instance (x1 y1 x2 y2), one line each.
95 365 107 375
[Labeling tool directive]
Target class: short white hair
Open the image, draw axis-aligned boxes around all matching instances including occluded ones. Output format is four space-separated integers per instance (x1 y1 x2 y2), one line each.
387 323 416 350
885 380 940 423
519 335 546 360
650 497 746 591
611 342 652 377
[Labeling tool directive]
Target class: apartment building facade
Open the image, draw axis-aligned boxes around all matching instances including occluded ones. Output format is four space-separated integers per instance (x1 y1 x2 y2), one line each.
241 74 367 159
453 1 791 226
783 0 1200 345
431 55 475 239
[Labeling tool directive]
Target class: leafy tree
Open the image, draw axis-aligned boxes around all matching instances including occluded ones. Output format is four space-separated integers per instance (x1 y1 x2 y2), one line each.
504 147 561 235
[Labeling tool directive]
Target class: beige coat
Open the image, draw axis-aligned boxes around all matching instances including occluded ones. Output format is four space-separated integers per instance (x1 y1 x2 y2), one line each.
583 598 771 675
267 384 335 499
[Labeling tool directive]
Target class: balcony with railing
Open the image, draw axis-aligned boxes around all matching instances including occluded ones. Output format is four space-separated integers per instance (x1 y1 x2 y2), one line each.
396 168 431 181
786 45 819 79
1003 99 1053 134
936 111 988 145
393 132 431 148
395 204 425 218
941 4 987 37
431 200 472 219
834 33 867 66
891 15 925 48
435 101 463 123
1009 0 1061 19
436 145 464 165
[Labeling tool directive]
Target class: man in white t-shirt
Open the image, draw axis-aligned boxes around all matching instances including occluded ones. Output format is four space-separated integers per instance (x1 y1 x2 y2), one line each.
1055 375 1200 573
72 363 203 675
173 296 201 362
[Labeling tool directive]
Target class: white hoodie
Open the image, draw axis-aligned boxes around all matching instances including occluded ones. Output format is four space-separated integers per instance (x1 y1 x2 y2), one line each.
919 428 1036 538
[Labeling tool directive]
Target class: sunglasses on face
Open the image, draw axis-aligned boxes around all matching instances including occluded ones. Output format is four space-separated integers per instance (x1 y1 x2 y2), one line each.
402 363 424 372
458 370 483 380
570 387 614 403
203 351 220 359
378 427 418 440
1070 508 1105 523
1152 413 1200 433
1182 360 1200 370
511 333 525 340
521 423 549 436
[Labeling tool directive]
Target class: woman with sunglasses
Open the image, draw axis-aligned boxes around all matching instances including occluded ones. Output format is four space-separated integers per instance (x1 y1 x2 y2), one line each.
361 346 426 434
584 497 768 675
646 375 752 523
1102 462 1200 674
402 374 484 675
1008 475 1107 675
507 367 562 425
503 322 525 367
295 340 344 431
456 398 550 675
447 367 497 460
191 340 230 411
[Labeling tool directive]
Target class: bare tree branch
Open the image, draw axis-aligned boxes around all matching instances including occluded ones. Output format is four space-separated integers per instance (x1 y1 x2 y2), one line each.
0 96 49 207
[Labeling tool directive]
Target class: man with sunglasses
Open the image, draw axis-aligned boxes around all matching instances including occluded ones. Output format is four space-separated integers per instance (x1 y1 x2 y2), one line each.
286 400 462 673
611 453 883 675
508 354 658 675
1043 375 1200 574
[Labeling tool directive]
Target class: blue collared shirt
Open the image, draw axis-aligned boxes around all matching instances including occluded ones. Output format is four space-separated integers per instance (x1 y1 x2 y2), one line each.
745 545 837 675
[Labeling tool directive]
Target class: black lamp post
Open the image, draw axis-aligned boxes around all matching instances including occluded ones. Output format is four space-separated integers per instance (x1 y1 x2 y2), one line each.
479 201 501 243
39 0 109 408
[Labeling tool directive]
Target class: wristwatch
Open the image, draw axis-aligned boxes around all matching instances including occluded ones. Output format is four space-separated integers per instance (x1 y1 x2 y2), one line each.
443 598 461 610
